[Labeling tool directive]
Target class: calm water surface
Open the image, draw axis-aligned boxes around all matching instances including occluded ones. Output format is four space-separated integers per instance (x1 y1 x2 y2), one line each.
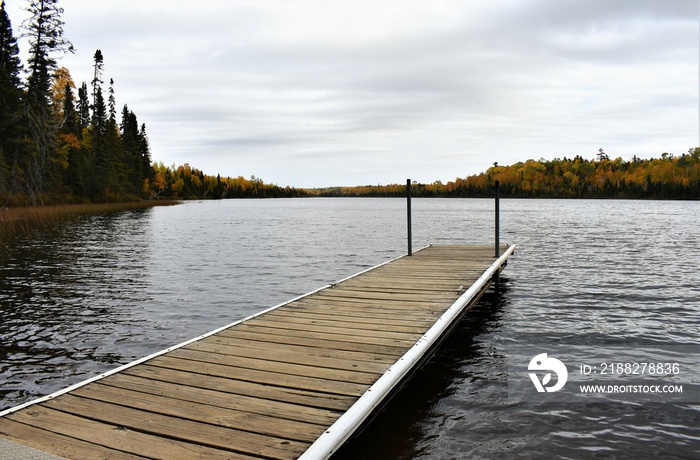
1 198 699 459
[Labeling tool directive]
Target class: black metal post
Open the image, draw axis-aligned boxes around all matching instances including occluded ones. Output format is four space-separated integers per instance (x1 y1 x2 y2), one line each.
493 180 501 288
495 180 500 258
407 179 412 256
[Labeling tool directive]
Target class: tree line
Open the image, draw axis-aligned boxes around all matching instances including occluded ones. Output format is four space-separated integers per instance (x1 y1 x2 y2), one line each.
312 148 700 199
0 1 303 206
149 163 307 199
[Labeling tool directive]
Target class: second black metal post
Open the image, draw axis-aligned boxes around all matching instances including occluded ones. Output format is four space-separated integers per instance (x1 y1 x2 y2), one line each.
407 179 412 256
495 180 500 258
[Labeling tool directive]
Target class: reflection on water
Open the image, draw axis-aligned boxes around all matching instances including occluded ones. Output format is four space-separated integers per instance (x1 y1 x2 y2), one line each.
0 210 153 405
1 198 699 458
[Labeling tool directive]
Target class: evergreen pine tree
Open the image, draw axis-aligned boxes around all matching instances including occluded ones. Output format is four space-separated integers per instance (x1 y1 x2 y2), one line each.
138 122 151 184
108 78 116 123
60 81 87 195
0 0 23 195
60 83 77 135
24 0 74 107
91 49 103 108
120 104 139 192
104 78 123 197
120 106 152 195
21 0 74 203
77 81 90 133
88 85 109 200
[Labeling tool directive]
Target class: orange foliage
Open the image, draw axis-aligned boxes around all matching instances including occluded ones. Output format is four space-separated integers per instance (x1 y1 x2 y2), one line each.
310 148 700 199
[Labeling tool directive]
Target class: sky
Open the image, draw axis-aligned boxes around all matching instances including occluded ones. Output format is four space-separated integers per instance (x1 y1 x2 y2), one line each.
5 0 699 187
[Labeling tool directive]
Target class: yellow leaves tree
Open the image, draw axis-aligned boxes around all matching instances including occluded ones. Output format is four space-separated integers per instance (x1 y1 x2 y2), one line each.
51 67 75 118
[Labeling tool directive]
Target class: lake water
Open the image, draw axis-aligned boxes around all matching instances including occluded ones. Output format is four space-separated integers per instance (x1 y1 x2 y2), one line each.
1 198 699 459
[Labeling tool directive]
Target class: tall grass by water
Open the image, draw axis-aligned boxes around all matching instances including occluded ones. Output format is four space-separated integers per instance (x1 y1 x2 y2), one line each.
0 201 180 247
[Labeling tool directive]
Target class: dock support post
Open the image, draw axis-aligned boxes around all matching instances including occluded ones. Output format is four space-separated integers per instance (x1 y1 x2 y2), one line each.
407 179 412 256
494 180 500 258
493 180 500 288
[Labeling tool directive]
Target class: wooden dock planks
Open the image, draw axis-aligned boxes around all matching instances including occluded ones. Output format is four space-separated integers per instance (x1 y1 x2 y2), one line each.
0 244 514 460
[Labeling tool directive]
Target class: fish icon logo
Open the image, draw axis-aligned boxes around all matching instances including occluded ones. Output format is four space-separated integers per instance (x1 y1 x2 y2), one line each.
528 353 568 393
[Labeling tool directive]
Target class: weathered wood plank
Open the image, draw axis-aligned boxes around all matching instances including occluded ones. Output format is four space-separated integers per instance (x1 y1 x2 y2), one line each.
43 395 311 459
168 348 380 385
316 289 452 303
146 355 369 396
109 370 348 420
312 290 449 303
0 419 150 460
264 308 435 330
244 318 424 341
245 311 429 334
203 335 397 365
70 383 325 442
217 328 409 357
279 306 441 325
6 407 257 460
334 283 460 293
230 323 417 348
291 296 449 313
246 315 425 340
188 338 391 374
284 295 448 311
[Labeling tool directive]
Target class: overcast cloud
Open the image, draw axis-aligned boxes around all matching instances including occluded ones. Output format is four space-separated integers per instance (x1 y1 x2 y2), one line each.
6 0 698 187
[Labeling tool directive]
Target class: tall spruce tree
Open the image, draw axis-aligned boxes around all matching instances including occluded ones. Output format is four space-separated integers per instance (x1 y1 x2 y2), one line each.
60 82 77 135
0 0 23 195
77 81 90 132
87 51 125 200
120 105 152 193
87 85 108 199
21 0 73 203
108 78 116 122
104 77 122 197
24 0 73 106
138 122 151 186
91 49 103 108
120 105 137 190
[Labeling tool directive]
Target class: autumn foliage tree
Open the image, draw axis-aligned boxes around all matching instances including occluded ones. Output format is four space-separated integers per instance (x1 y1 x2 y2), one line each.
146 163 306 199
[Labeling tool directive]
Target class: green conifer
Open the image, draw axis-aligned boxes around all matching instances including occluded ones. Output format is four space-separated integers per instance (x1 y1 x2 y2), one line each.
0 0 23 194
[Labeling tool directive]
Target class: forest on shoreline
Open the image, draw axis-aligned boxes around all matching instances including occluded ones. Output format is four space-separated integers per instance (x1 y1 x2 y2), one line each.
312 148 700 200
69 148 700 202
2 2 697 207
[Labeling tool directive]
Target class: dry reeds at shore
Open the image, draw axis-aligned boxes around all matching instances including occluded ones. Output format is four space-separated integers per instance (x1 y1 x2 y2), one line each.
0 201 180 247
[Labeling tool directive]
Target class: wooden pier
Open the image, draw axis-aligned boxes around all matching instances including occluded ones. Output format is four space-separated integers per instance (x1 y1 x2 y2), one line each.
0 244 515 460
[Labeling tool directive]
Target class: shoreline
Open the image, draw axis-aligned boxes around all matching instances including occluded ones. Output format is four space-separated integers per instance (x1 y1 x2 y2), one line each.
0 201 180 247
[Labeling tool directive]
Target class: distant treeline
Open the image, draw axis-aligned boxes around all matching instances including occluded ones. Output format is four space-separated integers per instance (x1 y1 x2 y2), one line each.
311 148 700 199
151 163 307 199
